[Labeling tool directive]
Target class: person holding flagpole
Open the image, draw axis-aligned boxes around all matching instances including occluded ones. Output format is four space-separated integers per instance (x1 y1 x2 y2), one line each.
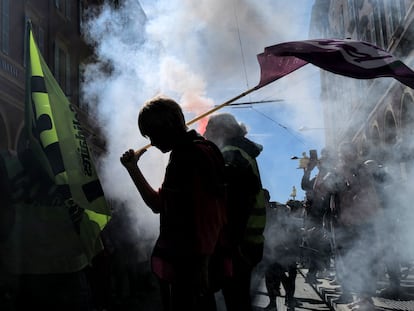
120 96 229 311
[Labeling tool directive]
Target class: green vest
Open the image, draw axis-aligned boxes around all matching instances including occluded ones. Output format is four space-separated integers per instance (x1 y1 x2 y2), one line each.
221 145 266 245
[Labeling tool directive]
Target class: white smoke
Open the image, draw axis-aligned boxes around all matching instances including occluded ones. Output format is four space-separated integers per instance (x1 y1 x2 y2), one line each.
81 0 323 258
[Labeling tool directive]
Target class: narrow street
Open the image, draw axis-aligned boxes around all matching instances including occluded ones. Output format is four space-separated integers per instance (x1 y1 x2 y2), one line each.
249 269 331 311
246 266 414 311
100 261 414 311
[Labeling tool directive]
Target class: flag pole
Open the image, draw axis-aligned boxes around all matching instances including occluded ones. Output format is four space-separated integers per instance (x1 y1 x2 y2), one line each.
135 85 259 154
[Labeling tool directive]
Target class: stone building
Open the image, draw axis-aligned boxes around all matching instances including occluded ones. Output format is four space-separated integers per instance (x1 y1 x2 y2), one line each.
310 0 414 180
0 0 130 154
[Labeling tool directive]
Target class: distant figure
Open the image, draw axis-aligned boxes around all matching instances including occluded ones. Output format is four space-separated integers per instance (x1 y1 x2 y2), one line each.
263 200 303 310
330 141 381 309
364 159 403 300
120 96 228 311
300 148 335 285
290 186 297 200
204 113 266 311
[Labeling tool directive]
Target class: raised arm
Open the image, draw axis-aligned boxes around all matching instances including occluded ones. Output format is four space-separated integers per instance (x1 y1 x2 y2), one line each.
120 149 162 213
301 160 317 191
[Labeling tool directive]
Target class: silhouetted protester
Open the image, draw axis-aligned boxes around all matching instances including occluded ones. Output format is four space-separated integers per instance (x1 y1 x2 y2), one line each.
263 200 303 310
98 204 149 308
300 149 335 285
363 159 404 300
0 150 16 310
204 113 267 311
0 146 100 311
330 142 382 309
120 96 228 311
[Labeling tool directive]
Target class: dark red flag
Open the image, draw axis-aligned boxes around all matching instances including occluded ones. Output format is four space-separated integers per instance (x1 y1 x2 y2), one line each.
256 39 414 89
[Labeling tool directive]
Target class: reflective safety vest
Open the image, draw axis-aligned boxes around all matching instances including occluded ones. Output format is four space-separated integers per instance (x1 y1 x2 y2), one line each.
221 145 266 245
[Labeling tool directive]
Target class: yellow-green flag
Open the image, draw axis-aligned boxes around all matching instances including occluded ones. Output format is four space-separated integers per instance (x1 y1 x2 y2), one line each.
25 21 111 260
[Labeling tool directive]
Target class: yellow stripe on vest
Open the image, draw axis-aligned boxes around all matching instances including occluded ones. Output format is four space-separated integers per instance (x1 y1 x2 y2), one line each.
221 145 266 244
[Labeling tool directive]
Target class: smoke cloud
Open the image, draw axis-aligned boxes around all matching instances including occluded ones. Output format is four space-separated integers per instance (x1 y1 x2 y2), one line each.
81 0 323 261
81 0 414 305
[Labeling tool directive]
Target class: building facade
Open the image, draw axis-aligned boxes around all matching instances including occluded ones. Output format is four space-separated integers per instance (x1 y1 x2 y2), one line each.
0 0 125 154
310 0 414 180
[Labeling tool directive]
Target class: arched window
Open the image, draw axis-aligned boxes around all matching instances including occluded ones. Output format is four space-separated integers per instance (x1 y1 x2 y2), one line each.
358 137 369 159
367 124 382 162
399 92 414 164
384 110 398 146
401 92 414 142
370 124 381 145
382 110 399 167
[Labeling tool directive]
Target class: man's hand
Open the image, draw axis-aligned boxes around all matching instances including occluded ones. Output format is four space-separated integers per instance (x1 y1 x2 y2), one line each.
120 148 146 171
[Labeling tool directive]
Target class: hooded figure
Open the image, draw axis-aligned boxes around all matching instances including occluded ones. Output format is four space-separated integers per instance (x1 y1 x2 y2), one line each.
204 113 266 311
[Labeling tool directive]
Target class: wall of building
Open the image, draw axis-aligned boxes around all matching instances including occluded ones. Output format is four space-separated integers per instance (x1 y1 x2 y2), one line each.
0 0 105 153
310 0 414 180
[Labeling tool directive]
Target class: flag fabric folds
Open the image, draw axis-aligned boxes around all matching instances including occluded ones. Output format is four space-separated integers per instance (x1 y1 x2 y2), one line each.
256 39 414 89
25 22 111 260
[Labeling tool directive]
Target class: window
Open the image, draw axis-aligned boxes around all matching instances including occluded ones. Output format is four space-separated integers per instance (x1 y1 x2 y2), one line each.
359 15 371 42
37 27 45 54
54 40 71 95
373 2 385 48
1 0 9 54
401 93 414 144
23 15 45 62
339 5 345 38
367 125 382 161
66 53 71 95
347 0 356 21
358 138 369 159
369 12 376 45
0 114 8 149
384 111 397 146
370 125 380 147
55 0 71 19
378 0 388 46
387 1 405 38
394 0 405 23
347 0 356 32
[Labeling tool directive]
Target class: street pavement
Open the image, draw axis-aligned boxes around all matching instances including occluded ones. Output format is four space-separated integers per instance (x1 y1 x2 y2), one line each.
248 269 331 311
110 260 414 311
246 266 414 311
306 266 414 311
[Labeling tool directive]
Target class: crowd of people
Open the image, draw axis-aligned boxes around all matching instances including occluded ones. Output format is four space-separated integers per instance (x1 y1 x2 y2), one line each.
120 96 412 311
285 141 411 310
1 95 412 311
